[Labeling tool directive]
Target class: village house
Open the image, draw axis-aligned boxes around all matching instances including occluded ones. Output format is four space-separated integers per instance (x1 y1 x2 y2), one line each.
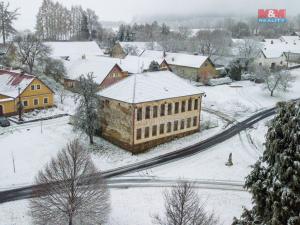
258 36 300 68
140 50 218 83
111 41 163 58
63 56 128 90
0 69 54 116
255 47 287 69
62 53 168 90
98 70 203 153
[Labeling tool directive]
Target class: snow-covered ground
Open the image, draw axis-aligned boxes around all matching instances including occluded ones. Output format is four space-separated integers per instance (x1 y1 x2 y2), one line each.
200 68 300 119
1 69 300 225
0 111 223 189
0 187 251 225
132 131 259 181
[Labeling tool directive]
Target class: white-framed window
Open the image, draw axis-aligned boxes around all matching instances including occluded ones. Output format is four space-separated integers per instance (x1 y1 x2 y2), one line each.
33 99 39 106
36 84 41 90
23 100 28 107
43 97 48 104
31 85 35 90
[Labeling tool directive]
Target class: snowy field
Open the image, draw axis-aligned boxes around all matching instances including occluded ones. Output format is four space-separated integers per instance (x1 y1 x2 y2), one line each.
200 68 300 119
0 187 251 225
0 111 223 189
0 68 300 225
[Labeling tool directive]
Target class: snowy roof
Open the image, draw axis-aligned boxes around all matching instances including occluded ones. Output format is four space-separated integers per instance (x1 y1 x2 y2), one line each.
231 39 246 45
140 50 164 59
140 50 209 68
45 41 104 59
119 55 163 74
98 70 202 103
119 42 163 56
64 56 122 84
262 39 282 44
0 70 35 98
164 52 208 68
261 41 300 58
293 32 300 36
280 36 300 44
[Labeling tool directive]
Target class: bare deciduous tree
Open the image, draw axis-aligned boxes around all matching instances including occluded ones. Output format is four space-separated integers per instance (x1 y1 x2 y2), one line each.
255 65 295 96
194 30 231 58
14 32 51 73
237 38 261 71
0 1 19 45
58 88 66 104
153 182 219 225
30 139 110 225
72 73 99 144
86 8 100 40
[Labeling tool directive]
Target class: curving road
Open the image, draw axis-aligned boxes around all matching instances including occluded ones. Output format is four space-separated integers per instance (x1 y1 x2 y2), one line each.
0 99 299 204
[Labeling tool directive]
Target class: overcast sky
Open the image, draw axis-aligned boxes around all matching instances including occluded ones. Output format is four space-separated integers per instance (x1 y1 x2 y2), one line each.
9 0 300 30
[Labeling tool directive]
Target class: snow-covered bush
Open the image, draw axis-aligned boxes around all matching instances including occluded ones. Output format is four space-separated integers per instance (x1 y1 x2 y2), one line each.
241 73 256 81
207 77 232 86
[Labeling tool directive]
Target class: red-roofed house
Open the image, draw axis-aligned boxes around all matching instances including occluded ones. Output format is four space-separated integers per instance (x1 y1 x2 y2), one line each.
0 69 54 116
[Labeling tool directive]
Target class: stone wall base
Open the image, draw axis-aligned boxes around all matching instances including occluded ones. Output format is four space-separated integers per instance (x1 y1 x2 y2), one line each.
100 128 199 154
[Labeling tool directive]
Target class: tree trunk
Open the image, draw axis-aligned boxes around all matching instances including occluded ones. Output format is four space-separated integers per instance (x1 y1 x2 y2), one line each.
89 134 94 145
69 217 72 225
29 64 33 74
271 90 274 97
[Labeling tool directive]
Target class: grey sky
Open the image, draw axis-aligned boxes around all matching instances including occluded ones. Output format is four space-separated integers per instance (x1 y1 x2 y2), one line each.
9 0 299 30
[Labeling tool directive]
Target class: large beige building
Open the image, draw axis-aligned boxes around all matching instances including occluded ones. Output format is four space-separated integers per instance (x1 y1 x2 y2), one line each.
98 71 203 153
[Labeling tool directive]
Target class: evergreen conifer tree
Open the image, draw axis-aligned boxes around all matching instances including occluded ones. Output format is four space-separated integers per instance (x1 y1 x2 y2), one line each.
233 102 300 225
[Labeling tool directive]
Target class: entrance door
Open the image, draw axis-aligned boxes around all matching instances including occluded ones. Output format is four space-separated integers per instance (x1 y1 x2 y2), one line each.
0 105 3 116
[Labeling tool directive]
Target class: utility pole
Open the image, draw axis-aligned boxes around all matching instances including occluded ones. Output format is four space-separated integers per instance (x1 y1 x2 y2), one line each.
18 87 23 122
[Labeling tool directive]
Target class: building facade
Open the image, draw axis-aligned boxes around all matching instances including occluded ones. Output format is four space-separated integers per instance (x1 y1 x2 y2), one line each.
168 58 217 83
98 71 203 153
111 42 126 58
255 50 287 69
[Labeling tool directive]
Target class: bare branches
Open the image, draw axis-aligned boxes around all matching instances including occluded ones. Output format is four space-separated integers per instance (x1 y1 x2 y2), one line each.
153 182 219 225
0 1 19 45
237 39 261 71
30 139 110 225
14 32 51 73
253 65 295 96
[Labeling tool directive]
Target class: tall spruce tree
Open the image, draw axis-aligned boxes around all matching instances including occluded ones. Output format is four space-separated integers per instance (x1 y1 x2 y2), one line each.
233 102 300 225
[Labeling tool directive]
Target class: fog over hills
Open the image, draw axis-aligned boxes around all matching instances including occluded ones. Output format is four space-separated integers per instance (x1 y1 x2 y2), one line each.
9 0 299 30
